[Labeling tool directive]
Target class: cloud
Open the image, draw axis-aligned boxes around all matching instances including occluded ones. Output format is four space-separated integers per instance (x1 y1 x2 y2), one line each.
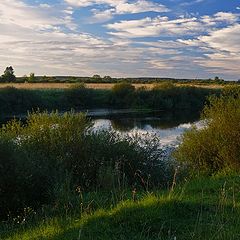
39 3 51 9
0 1 109 75
106 12 239 38
90 8 115 23
0 1 239 79
180 0 205 7
178 23 240 76
199 24 240 53
65 0 169 22
0 1 60 30
106 16 202 38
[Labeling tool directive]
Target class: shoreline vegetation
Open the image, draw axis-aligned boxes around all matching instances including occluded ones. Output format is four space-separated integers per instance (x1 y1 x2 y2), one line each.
0 83 240 240
0 82 221 116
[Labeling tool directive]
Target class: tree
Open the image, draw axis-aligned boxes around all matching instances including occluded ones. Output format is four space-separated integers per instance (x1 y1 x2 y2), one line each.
28 73 35 82
103 76 112 82
1 66 16 82
92 75 101 82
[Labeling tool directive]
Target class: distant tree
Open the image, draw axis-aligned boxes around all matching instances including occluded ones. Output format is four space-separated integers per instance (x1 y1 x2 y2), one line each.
28 73 35 82
103 76 112 82
41 75 49 82
1 66 16 82
92 75 101 79
22 75 28 82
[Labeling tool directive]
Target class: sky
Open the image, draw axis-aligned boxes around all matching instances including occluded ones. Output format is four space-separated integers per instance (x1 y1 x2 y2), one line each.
0 0 239 79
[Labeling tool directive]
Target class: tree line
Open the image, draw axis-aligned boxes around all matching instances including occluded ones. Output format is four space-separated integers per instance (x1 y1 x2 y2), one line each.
1 66 238 84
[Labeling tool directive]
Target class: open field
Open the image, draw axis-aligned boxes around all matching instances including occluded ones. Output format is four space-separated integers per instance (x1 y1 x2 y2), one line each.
0 82 225 90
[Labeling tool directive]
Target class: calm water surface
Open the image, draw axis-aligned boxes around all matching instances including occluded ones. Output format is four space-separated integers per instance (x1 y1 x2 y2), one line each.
87 109 202 147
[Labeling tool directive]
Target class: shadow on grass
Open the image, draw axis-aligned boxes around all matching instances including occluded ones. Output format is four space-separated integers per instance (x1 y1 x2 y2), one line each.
45 198 240 240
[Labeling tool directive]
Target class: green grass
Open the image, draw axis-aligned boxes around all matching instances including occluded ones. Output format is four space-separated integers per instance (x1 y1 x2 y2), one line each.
2 175 240 240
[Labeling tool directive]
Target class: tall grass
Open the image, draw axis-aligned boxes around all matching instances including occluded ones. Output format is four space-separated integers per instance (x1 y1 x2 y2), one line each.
2 175 240 240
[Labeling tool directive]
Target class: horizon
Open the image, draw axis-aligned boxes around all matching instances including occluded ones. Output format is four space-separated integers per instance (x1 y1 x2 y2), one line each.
0 0 239 79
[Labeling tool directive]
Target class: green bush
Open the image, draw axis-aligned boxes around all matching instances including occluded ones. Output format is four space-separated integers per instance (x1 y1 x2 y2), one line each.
111 82 135 106
0 111 172 219
64 83 94 108
175 86 240 174
0 139 21 217
0 87 43 114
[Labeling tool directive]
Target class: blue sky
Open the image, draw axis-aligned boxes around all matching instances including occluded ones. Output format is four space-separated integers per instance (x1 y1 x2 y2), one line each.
0 0 239 79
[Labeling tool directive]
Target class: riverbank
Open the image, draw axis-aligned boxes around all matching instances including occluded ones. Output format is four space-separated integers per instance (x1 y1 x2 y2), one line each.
2 174 240 240
0 83 221 116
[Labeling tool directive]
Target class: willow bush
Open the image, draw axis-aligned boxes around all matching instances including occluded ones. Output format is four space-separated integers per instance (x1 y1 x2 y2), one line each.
175 86 240 174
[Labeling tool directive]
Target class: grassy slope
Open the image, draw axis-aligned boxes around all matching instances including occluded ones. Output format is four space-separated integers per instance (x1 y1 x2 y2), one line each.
2 175 240 240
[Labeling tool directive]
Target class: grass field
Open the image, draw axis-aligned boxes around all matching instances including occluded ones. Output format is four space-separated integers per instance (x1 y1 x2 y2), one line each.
2 175 240 240
0 82 225 90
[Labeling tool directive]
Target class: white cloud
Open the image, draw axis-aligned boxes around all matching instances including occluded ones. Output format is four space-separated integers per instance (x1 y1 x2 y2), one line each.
105 12 239 38
178 24 240 76
39 3 51 9
106 16 205 38
0 1 60 30
90 8 115 22
199 24 240 53
0 1 239 79
65 0 168 21
180 0 205 7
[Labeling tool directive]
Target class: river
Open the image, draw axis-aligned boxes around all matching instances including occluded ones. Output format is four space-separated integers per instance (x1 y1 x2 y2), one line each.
87 109 201 147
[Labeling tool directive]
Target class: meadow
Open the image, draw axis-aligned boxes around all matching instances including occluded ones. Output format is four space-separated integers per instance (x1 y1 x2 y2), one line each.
0 82 225 90
0 83 239 239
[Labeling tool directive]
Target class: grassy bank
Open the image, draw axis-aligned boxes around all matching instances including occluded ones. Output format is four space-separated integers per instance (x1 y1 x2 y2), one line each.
2 175 240 240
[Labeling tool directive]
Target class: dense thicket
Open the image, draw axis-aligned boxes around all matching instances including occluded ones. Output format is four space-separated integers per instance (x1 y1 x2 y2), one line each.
175 86 240 174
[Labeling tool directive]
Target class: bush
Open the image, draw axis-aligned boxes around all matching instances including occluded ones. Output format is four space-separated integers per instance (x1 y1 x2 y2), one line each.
0 139 21 217
111 82 135 106
0 87 43 114
64 83 94 108
174 86 240 174
0 111 172 218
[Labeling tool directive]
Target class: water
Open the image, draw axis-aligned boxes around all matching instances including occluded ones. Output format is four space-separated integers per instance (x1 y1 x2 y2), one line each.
0 109 201 148
88 109 201 147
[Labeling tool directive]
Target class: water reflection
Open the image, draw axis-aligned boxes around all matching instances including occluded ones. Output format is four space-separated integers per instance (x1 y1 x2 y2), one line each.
0 109 201 147
91 110 201 146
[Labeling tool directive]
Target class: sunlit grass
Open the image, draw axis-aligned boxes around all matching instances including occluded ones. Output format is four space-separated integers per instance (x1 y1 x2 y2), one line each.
2 175 240 240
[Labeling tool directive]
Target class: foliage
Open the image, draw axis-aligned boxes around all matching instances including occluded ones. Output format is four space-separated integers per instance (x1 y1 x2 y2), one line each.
111 82 135 106
0 111 172 219
0 84 220 116
0 87 43 115
174 86 240 174
1 66 16 82
28 73 35 82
